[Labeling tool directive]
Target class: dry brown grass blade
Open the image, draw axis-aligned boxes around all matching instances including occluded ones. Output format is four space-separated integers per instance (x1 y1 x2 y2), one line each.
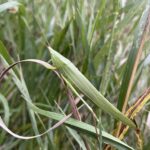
105 88 150 150
135 128 143 150
118 88 150 140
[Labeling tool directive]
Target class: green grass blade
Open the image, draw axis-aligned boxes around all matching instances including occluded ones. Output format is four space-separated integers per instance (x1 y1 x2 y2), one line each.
30 104 134 150
0 97 134 150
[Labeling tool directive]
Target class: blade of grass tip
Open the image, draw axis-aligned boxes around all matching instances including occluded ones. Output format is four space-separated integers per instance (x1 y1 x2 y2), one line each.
100 1 119 96
0 58 134 150
115 0 150 137
48 47 136 128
